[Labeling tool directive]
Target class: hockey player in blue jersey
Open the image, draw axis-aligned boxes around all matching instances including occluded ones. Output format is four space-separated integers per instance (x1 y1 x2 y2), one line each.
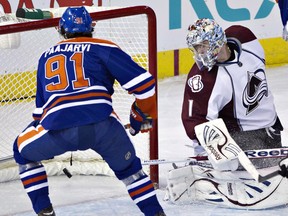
13 6 165 216
277 0 288 41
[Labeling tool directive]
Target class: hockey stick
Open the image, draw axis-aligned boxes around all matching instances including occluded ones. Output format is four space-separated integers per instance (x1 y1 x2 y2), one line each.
142 156 283 182
211 147 288 160
142 157 203 165
185 144 288 158
237 151 282 182
258 170 280 182
142 147 288 165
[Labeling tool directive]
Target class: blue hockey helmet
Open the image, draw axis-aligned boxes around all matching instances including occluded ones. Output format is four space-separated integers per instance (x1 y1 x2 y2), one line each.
59 6 93 36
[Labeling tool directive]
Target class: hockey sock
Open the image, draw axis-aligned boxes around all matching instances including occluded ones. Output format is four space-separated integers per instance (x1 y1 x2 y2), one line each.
19 162 52 214
126 173 163 216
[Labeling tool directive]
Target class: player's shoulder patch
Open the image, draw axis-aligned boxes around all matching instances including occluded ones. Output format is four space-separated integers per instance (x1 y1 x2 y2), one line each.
187 75 203 93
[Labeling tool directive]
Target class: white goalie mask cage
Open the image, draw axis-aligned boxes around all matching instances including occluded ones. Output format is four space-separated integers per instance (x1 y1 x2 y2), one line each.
186 18 227 71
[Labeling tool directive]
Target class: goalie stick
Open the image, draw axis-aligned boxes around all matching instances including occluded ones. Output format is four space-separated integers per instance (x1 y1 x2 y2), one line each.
142 156 284 182
237 151 283 182
142 147 288 165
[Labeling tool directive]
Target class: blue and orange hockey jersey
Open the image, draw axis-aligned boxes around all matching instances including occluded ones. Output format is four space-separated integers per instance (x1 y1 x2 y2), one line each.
33 37 156 130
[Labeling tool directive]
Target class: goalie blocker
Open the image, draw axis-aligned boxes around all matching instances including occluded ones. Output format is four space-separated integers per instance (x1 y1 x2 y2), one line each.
194 118 241 171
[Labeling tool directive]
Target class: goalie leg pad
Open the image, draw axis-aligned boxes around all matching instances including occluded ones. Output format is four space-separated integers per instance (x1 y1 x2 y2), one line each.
165 164 288 209
165 165 196 203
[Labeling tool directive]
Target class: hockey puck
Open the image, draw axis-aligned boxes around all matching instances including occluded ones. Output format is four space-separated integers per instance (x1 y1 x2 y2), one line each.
63 168 72 178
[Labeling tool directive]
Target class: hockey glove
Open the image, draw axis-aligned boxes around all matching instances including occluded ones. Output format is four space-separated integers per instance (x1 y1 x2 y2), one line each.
278 158 288 178
129 102 153 136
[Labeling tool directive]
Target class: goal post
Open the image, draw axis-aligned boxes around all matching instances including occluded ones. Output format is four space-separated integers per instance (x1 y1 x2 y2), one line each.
0 6 159 184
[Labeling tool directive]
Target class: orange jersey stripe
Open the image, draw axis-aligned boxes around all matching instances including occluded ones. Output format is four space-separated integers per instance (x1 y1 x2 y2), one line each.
17 125 45 148
129 183 154 198
129 79 155 94
22 174 47 186
41 92 111 118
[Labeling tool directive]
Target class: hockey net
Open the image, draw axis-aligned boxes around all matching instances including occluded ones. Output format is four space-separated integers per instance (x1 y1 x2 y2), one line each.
0 6 158 183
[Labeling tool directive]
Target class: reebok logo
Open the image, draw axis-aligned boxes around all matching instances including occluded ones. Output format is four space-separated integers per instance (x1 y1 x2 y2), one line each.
246 148 288 158
207 145 222 160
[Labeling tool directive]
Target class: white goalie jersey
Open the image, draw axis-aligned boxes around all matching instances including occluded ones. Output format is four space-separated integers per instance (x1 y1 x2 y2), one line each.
181 25 279 141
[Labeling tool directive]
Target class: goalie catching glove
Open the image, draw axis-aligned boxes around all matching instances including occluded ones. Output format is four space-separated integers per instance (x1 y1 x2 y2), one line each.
129 102 153 136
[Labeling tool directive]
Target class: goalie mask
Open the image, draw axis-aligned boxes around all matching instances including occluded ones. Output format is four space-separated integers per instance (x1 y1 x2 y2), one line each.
186 18 227 71
59 6 93 38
